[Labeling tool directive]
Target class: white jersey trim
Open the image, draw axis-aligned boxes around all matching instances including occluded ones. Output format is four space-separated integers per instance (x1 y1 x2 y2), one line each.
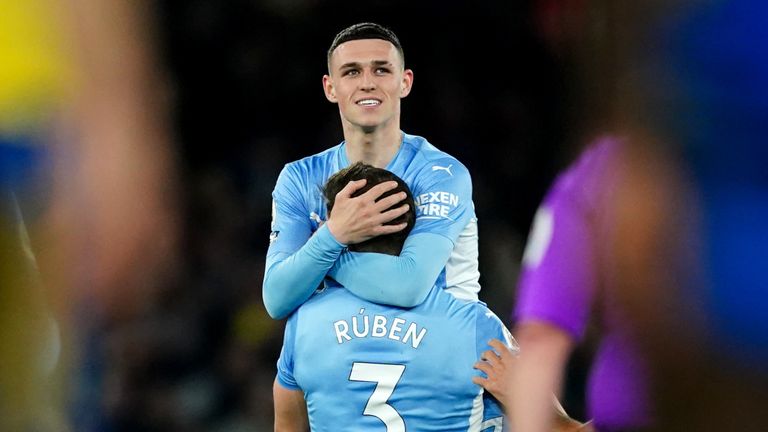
468 388 485 432
445 218 481 301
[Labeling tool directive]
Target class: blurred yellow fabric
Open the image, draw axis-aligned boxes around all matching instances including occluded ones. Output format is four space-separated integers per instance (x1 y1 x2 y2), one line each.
0 0 73 133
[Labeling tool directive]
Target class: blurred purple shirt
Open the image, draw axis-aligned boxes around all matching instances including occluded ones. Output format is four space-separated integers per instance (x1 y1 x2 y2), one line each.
513 138 650 431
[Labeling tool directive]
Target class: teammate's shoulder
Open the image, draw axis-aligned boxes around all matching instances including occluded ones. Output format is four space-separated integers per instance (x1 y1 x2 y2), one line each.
469 299 491 314
471 301 506 326
472 303 518 350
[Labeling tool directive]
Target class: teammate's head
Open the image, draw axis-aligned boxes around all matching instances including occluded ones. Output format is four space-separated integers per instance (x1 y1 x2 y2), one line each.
324 162 415 255
327 22 404 71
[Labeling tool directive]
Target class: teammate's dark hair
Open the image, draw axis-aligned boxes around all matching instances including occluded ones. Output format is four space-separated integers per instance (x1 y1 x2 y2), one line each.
324 162 415 256
327 22 404 69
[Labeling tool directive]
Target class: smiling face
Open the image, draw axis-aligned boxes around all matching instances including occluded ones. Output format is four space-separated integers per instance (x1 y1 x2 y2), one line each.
323 39 413 133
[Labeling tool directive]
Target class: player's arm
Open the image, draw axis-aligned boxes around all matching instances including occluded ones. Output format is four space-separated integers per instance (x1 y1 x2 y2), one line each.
328 161 473 307
273 380 308 432
506 184 596 431
329 232 454 306
273 312 307 431
262 165 345 319
512 322 575 432
263 222 344 319
263 168 407 318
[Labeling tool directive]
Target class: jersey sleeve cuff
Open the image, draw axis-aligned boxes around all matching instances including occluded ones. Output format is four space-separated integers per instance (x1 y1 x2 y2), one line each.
275 373 301 391
312 223 346 250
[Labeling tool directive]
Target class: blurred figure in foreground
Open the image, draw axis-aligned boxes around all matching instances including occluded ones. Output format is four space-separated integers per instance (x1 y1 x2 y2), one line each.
610 0 768 430
475 2 655 430
0 0 178 429
483 0 767 431
507 136 651 432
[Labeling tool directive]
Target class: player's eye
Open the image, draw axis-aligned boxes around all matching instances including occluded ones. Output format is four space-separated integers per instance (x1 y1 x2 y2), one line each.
375 67 390 75
343 69 359 77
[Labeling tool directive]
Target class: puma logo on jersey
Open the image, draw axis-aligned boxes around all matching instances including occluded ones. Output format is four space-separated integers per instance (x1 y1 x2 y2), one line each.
431 164 453 176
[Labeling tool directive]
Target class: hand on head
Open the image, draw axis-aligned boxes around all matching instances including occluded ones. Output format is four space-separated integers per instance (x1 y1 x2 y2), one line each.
325 179 409 245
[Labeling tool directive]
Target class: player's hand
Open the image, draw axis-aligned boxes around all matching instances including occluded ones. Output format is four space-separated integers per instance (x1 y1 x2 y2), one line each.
472 338 516 406
325 179 409 245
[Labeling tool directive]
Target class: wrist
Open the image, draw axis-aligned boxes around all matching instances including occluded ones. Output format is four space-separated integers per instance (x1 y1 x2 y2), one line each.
323 221 348 246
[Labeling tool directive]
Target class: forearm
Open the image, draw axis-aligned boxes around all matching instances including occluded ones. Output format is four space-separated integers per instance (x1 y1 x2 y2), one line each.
329 232 453 307
263 224 344 319
509 321 574 432
273 379 308 432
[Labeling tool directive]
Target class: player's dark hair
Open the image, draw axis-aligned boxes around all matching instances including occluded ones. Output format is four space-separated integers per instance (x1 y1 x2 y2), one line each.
324 162 415 256
327 22 404 68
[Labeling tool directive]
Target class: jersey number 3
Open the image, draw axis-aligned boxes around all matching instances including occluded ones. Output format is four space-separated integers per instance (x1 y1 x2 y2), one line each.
349 362 406 432
349 361 503 432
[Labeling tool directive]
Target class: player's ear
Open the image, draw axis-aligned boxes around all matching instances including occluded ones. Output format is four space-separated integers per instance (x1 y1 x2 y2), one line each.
323 75 337 103
400 69 413 98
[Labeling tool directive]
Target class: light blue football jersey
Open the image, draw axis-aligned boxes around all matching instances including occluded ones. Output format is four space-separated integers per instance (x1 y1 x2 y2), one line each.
277 285 512 432
268 133 480 301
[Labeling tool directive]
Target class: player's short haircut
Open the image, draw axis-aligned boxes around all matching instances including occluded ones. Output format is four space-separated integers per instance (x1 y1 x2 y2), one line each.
324 162 415 256
327 22 405 69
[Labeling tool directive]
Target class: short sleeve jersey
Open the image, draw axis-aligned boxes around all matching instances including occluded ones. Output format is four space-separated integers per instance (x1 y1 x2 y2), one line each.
268 133 480 300
277 285 512 431
513 138 651 430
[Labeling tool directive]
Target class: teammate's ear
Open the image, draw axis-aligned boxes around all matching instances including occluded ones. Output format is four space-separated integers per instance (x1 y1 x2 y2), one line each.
400 69 414 98
323 75 337 103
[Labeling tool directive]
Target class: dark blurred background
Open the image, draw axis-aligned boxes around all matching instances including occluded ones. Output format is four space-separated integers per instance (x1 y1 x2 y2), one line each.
4 0 766 430
101 1 591 430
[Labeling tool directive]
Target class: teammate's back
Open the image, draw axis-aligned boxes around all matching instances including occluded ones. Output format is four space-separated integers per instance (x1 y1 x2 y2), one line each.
277 283 508 431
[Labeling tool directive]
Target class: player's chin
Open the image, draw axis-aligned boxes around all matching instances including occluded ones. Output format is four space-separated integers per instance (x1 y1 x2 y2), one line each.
354 118 384 133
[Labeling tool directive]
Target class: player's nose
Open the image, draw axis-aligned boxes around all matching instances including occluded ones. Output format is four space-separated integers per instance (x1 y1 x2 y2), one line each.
359 70 376 91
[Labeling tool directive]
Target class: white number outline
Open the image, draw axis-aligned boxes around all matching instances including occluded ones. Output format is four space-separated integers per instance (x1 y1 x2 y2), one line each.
349 362 406 432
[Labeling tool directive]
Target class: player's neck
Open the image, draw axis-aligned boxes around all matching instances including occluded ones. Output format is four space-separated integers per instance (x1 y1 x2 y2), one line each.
343 123 402 169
